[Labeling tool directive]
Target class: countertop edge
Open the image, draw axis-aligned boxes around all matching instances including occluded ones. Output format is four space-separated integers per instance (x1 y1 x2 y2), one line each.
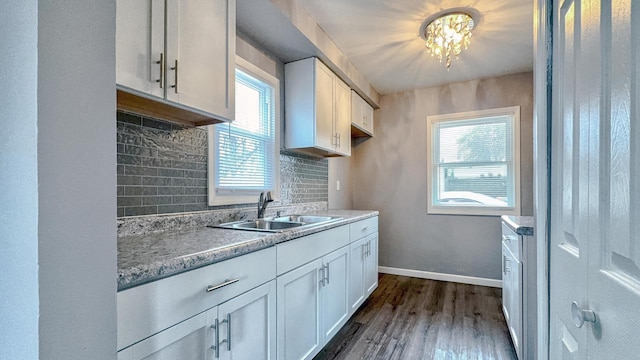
118 210 379 291
501 215 535 236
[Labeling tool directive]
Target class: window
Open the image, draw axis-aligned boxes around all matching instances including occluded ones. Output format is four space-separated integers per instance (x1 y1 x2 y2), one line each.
208 56 280 206
427 106 520 216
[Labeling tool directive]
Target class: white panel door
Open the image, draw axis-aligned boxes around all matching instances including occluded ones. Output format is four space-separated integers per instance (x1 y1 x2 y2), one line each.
277 259 323 360
321 246 349 343
348 238 366 315
115 0 164 98
165 0 235 120
362 101 374 135
334 78 351 156
314 61 335 151
350 90 363 129
117 307 216 360
218 281 276 360
585 0 640 357
364 233 378 296
549 0 640 358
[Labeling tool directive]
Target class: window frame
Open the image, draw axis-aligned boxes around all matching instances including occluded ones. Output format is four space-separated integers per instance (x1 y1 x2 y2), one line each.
207 55 280 206
426 106 521 216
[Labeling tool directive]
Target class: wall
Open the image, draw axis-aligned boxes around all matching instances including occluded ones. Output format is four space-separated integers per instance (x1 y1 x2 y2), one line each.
0 2 39 359
38 0 117 359
352 72 534 281
117 34 328 217
328 157 353 210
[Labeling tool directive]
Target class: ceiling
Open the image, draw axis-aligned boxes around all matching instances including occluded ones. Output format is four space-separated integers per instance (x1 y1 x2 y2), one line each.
298 0 534 94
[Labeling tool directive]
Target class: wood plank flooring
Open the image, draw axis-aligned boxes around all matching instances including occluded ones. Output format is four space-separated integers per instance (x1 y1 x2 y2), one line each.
314 274 517 360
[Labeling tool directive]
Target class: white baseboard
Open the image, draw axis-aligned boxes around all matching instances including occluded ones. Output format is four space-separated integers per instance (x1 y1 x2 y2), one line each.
378 266 502 288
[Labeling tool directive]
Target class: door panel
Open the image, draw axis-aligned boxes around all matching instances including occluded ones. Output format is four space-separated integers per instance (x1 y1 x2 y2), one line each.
549 0 588 358
117 308 215 360
218 281 276 360
364 234 378 296
277 259 323 360
550 0 640 358
314 61 335 151
166 0 234 120
116 0 164 98
348 238 366 314
322 246 349 342
334 78 351 156
587 0 640 358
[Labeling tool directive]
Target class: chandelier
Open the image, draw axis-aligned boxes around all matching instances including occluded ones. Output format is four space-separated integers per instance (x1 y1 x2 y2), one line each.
422 12 475 69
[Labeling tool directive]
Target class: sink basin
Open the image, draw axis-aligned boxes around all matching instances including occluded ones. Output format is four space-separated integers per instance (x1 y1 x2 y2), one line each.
211 215 343 233
270 215 337 223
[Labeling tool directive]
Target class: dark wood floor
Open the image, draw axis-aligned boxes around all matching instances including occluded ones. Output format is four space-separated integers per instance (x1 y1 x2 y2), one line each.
314 274 517 360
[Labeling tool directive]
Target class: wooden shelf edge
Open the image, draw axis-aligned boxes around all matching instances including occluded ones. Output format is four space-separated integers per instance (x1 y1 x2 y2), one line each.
117 90 227 127
350 124 373 138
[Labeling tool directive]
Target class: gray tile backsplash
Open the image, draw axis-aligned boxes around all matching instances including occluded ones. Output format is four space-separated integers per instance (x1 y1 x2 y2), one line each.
117 111 328 217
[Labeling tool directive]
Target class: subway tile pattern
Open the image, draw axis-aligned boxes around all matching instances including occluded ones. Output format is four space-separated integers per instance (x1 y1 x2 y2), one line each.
117 111 328 216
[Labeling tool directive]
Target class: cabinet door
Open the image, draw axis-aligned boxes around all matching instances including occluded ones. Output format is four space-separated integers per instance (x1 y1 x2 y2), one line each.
322 246 350 343
348 238 366 315
350 90 363 129
117 307 216 360
362 101 374 135
364 234 378 296
116 0 165 99
166 0 235 120
277 259 323 360
314 61 335 151
334 78 351 156
218 281 276 360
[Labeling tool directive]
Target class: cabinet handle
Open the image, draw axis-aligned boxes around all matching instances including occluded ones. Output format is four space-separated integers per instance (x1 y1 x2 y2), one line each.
218 315 230 351
226 313 231 351
503 254 510 274
206 278 240 293
319 267 325 287
362 225 370 232
210 318 220 358
502 235 510 242
337 133 341 148
170 59 178 93
155 53 164 88
325 263 330 284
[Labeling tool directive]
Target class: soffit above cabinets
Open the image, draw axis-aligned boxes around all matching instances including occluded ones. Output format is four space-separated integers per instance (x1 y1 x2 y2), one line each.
298 0 534 94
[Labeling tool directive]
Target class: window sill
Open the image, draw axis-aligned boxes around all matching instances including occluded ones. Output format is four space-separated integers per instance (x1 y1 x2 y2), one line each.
427 205 521 217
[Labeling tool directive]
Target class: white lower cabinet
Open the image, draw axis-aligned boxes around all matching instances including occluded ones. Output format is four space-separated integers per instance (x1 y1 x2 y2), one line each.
276 246 350 360
321 246 350 342
118 217 379 360
119 280 276 360
276 259 323 360
117 308 216 360
349 232 379 315
218 281 277 360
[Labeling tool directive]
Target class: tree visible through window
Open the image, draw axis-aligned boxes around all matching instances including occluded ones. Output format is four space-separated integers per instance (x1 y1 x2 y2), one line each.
427 107 520 216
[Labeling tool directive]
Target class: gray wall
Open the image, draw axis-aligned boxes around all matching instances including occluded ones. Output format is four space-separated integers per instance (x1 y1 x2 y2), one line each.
38 0 117 359
328 157 353 210
1 2 39 359
352 72 534 280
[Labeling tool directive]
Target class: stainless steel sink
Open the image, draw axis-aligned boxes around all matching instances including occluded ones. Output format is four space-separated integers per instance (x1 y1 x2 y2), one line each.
270 215 338 224
210 215 343 233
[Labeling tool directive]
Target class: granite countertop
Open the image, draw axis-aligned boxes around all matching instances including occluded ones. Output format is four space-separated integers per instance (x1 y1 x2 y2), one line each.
118 209 378 291
501 215 534 236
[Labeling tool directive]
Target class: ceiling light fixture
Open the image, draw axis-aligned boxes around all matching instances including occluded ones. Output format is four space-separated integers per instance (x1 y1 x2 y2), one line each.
421 12 475 69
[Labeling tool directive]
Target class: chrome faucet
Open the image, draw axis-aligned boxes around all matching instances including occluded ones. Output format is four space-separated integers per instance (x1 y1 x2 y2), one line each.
257 191 273 218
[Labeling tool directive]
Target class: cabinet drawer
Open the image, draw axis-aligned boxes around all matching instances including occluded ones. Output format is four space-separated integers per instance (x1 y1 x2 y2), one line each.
117 247 276 350
501 222 522 262
349 217 378 241
277 225 350 276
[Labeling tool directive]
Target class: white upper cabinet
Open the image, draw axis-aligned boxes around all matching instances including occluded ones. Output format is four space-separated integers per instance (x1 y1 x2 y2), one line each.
285 58 351 157
116 0 235 124
350 91 374 137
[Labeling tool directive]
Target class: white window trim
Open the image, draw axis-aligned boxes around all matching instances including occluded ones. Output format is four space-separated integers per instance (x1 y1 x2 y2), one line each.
426 106 521 216
207 55 280 206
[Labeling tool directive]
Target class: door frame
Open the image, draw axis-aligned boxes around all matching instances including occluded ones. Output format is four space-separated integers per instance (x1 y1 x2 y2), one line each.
533 0 553 359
